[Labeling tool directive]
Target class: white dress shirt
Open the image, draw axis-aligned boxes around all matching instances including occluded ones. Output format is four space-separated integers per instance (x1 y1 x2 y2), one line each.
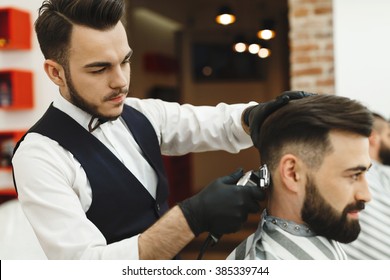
12 94 253 259
0 199 47 260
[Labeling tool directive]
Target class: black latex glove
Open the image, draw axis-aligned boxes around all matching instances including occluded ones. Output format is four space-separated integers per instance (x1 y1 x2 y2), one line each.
178 169 265 237
243 91 315 148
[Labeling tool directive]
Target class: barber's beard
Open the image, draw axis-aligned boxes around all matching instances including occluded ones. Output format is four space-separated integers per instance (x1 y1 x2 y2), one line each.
379 142 390 166
301 175 364 243
64 67 123 121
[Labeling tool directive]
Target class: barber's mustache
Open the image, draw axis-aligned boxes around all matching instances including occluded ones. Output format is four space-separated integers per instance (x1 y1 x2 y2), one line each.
104 88 128 101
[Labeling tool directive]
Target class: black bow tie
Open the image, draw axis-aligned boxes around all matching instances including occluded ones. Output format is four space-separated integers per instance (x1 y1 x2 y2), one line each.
88 117 107 132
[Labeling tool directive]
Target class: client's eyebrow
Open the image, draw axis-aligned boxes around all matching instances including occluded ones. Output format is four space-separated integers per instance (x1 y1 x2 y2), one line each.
345 163 372 173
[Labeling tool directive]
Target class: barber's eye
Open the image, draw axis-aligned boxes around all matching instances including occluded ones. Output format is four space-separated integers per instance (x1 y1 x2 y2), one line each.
122 59 130 65
92 68 105 74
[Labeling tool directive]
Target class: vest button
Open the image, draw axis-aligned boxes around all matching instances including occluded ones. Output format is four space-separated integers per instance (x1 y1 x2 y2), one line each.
156 203 160 211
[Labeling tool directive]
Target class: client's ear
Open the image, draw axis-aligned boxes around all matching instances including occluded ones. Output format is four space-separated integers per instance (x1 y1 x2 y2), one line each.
278 154 305 193
368 131 380 150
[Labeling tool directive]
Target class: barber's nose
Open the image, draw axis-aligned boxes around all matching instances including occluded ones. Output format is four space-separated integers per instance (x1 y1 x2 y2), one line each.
110 66 128 89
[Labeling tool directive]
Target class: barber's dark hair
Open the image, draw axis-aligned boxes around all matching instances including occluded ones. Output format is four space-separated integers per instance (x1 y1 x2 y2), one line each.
258 94 373 172
35 0 125 64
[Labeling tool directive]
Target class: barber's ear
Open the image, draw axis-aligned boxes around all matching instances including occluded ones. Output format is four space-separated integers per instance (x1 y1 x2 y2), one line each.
279 154 305 193
44 59 65 87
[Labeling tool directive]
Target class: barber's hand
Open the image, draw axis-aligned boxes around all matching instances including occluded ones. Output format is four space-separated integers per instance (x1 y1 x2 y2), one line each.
243 91 315 147
178 169 265 237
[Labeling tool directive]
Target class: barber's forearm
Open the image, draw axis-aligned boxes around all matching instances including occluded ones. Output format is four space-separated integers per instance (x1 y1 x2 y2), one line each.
138 205 195 260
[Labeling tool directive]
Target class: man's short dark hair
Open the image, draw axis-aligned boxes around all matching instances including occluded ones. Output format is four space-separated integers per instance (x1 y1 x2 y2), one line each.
258 94 373 172
35 0 125 65
372 112 388 133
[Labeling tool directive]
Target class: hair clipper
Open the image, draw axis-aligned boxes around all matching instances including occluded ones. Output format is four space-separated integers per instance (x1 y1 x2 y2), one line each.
237 164 270 189
207 164 270 248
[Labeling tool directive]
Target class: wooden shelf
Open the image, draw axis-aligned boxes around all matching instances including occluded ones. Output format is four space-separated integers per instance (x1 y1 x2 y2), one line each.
0 166 12 172
0 130 25 169
0 188 16 196
0 131 21 204
0 69 33 110
0 7 31 204
0 188 17 205
0 7 31 50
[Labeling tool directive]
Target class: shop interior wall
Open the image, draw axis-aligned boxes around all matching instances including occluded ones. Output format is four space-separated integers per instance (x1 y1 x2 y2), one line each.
126 4 290 193
8 0 390 195
0 0 55 131
333 0 390 119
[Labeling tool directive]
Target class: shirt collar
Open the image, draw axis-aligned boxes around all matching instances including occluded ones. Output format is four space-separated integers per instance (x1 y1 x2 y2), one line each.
264 212 315 237
248 210 317 259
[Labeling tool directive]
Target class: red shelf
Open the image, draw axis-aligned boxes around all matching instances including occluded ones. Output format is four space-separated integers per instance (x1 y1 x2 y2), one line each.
0 69 33 110
0 7 31 50
0 130 23 204
0 188 17 204
0 166 12 172
0 130 25 169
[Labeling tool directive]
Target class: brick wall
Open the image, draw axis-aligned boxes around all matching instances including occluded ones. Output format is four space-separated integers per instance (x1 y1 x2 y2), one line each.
288 0 334 94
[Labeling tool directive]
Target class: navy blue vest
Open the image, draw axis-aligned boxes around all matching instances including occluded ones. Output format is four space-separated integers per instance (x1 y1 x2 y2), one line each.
13 104 170 244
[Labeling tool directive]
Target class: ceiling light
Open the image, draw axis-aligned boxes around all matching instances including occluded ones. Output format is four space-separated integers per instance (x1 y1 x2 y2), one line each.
258 40 271 58
258 47 271 58
215 5 236 25
248 43 260 54
233 42 247 53
257 19 276 40
232 35 247 53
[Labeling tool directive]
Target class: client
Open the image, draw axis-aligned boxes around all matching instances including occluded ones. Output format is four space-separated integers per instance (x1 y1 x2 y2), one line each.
228 94 373 260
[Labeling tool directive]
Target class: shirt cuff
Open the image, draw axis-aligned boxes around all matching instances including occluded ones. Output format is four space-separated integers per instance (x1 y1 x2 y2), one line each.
103 234 140 259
